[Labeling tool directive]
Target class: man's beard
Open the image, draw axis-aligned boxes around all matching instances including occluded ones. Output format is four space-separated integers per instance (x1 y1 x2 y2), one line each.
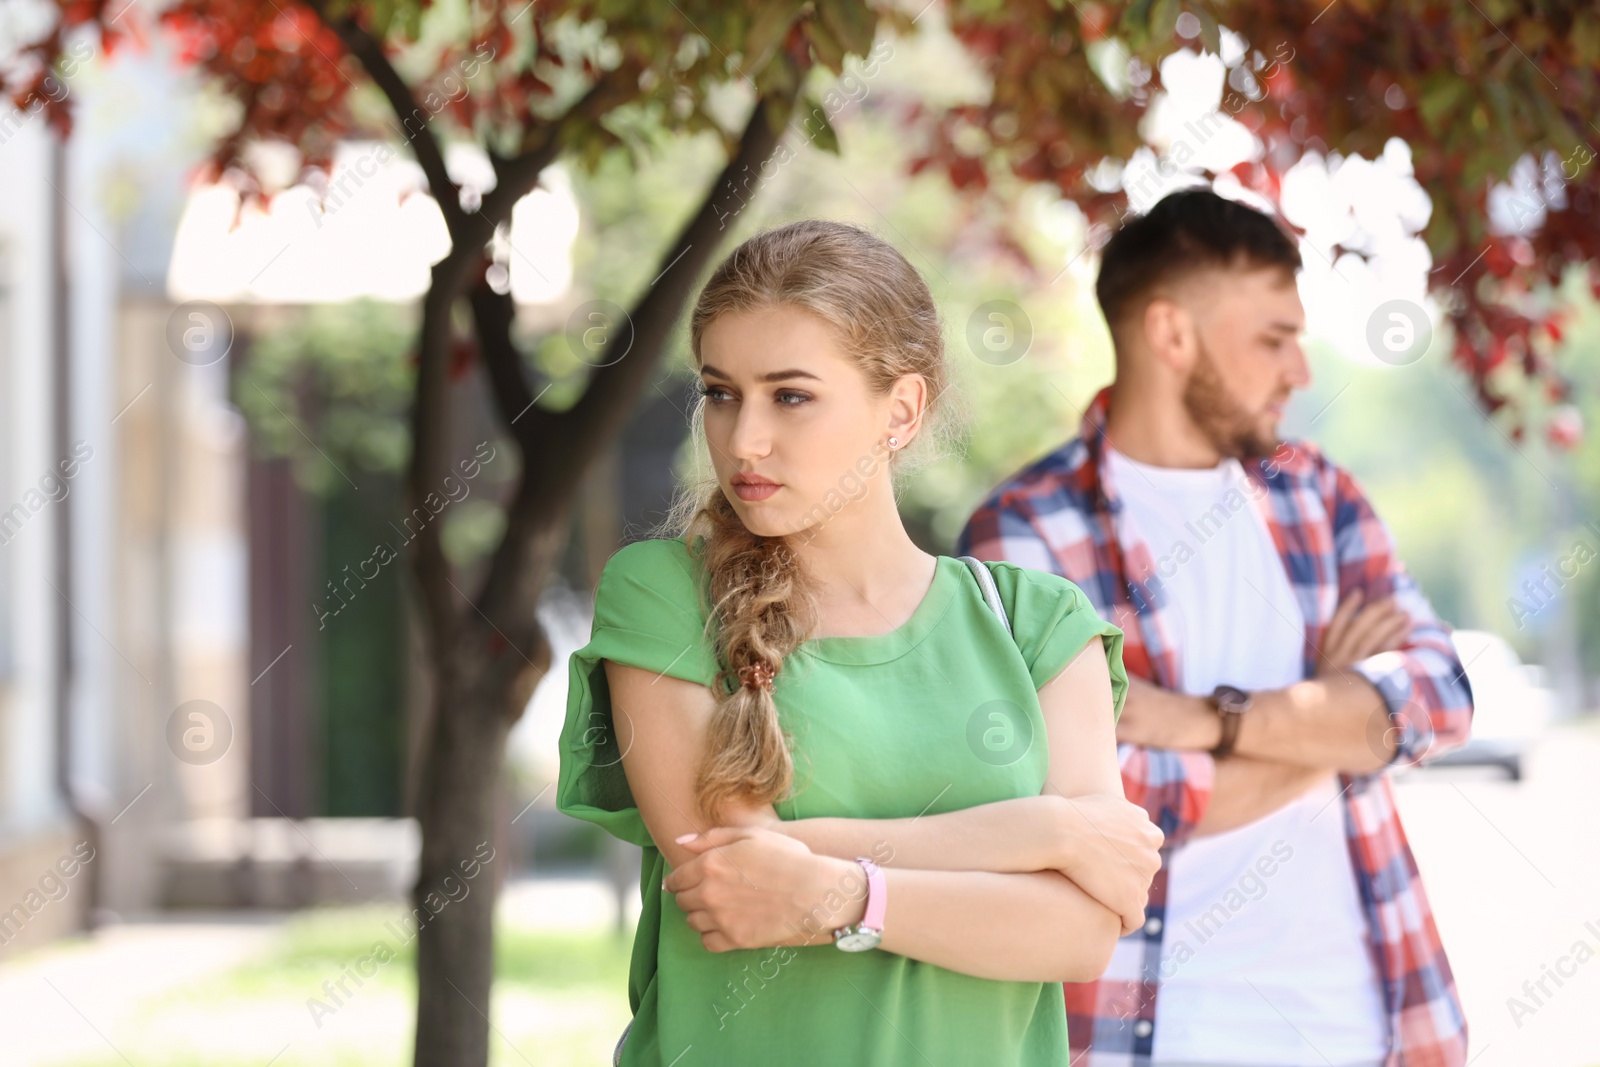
1182 339 1280 459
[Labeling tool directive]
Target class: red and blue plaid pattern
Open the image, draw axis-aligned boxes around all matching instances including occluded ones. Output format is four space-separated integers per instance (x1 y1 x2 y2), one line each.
958 386 1472 1067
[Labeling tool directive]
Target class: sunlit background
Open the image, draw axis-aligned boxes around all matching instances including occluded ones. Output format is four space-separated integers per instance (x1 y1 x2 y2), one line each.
0 4 1596 1066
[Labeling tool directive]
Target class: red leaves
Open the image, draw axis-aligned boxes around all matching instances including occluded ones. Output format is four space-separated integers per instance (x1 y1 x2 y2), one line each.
1013 147 1050 183
1483 242 1516 280
1226 159 1284 205
10 0 1585 444
1262 61 1295 101
1078 2 1111 44
960 23 1004 58
1441 256 1579 442
913 0 1589 442
155 0 357 177
948 154 988 192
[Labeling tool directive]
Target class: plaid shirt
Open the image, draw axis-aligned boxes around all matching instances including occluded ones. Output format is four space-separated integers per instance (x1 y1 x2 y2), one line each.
958 386 1472 1067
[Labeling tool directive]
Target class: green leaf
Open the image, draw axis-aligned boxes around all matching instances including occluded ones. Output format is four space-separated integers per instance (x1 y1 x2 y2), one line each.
764 94 798 139
1418 76 1466 134
1149 0 1180 40
1197 9 1222 55
745 1 803 71
680 108 724 139
753 50 799 99
1573 18 1600 66
804 16 847 74
1424 199 1459 259
796 93 840 153
365 0 395 37
816 0 878 57
1484 81 1514 135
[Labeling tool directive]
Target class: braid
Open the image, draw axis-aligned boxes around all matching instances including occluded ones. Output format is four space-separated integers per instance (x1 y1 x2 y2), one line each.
688 491 817 822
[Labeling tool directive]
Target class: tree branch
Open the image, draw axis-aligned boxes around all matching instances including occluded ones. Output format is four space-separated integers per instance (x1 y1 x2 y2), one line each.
307 21 643 682
464 61 644 252
467 88 797 645
469 279 537 453
308 2 465 238
460 63 650 437
403 275 465 657
550 89 792 475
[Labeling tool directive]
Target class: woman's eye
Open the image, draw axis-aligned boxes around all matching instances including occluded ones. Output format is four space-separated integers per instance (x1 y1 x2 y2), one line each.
697 384 809 406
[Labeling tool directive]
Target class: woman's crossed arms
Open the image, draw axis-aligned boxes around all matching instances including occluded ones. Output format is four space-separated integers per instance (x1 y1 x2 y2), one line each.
608 639 1164 985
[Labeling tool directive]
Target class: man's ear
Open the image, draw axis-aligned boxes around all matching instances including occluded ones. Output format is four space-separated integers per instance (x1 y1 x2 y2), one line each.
1142 297 1198 375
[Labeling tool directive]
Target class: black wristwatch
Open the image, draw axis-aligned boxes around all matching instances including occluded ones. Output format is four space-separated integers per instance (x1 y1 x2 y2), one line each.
1209 684 1253 758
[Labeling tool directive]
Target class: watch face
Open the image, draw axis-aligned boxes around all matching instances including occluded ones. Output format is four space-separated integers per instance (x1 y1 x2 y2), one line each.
1213 684 1251 713
834 926 882 952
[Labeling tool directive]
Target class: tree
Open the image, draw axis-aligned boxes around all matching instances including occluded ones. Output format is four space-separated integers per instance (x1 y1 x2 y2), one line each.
911 0 1599 443
8 1 888 1063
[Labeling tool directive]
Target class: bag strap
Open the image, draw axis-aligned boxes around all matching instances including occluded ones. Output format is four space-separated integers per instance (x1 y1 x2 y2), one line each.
957 555 1012 636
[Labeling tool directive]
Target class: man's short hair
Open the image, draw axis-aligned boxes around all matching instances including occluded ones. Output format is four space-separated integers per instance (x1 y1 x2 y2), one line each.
1095 188 1302 346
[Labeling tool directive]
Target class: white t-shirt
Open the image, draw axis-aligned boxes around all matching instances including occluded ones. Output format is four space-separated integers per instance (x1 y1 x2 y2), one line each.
1104 445 1389 1067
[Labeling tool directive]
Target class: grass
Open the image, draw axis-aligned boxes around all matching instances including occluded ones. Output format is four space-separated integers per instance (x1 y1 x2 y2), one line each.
50 906 634 1067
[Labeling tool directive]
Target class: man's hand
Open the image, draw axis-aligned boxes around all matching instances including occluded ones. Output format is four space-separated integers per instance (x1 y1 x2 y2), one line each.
665 826 864 951
1048 793 1165 935
1115 675 1223 751
1316 590 1410 676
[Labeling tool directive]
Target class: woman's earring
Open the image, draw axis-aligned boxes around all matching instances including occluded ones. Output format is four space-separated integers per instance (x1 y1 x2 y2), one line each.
888 437 899 449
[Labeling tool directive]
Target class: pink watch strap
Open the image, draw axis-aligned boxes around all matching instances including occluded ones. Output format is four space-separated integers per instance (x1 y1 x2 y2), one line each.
857 857 886 930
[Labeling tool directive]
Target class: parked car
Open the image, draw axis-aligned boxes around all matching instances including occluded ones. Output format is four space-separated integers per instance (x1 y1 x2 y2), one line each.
1421 629 1557 780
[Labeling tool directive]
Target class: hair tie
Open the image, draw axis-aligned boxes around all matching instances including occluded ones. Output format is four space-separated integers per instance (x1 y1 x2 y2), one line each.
737 661 777 693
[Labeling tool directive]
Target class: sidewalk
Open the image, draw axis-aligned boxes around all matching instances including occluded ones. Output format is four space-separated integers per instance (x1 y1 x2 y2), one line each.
0 914 286 1066
13 753 1596 1067
0 876 640 1067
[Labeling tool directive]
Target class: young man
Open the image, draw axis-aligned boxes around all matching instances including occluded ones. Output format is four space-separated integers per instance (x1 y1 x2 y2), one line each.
959 188 1472 1067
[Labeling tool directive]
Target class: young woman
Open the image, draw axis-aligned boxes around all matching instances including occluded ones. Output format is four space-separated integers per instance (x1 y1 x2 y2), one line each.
557 219 1163 1066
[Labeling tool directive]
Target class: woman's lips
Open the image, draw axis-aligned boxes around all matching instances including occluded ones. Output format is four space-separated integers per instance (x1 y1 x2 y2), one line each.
732 481 781 502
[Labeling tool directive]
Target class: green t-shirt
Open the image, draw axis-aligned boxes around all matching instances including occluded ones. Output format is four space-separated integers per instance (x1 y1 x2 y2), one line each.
557 535 1127 1066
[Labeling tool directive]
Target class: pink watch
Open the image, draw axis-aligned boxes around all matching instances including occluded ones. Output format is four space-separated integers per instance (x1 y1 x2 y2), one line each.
832 857 886 951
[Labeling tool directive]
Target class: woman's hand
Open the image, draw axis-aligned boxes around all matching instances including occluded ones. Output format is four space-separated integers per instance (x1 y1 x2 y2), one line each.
665 826 866 952
1045 793 1164 936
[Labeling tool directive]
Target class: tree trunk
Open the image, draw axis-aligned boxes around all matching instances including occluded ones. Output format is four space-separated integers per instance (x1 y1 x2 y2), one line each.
410 670 520 1067
406 87 792 1067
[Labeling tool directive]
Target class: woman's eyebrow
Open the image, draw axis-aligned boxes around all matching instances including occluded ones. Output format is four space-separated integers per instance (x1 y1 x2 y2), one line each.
700 364 823 383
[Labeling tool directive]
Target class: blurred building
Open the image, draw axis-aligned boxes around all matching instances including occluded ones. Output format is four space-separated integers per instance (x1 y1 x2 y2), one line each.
0 48 224 952
0 34 586 958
